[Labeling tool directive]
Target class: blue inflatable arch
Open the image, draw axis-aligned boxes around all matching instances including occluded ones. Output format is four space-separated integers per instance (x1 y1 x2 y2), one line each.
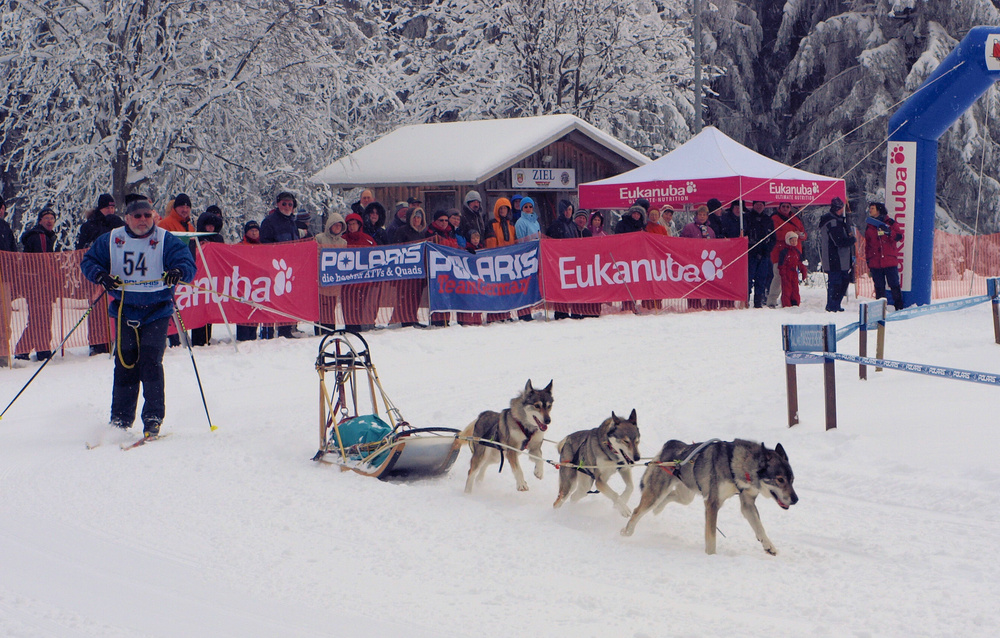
888 26 1000 306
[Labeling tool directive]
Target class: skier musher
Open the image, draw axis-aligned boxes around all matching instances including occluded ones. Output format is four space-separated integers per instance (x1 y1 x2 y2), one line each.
81 199 196 438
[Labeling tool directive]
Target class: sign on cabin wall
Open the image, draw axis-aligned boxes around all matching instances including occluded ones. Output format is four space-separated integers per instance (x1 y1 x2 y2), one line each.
512 168 576 189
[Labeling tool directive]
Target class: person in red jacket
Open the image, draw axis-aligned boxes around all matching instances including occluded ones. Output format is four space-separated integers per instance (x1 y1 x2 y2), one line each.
343 213 375 247
768 202 806 307
425 210 459 248
776 231 808 307
864 201 904 310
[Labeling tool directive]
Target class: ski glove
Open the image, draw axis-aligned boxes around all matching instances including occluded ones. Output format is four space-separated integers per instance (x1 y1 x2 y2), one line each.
163 268 184 286
96 271 122 293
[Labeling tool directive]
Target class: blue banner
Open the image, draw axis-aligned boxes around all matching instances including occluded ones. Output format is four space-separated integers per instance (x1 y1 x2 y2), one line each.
426 241 541 312
319 244 425 286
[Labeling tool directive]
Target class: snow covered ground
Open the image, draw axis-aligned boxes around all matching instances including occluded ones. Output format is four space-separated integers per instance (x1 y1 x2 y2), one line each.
2 285 998 637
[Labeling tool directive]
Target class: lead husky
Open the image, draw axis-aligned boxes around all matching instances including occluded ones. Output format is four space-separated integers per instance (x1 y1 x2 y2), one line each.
621 439 797 555
553 410 641 517
462 380 553 493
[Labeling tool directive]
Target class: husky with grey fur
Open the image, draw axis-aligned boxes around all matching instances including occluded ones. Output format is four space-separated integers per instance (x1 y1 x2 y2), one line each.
461 380 553 493
621 439 797 555
553 410 641 517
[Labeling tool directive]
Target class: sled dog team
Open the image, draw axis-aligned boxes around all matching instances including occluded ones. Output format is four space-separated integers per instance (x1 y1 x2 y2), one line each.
460 380 799 556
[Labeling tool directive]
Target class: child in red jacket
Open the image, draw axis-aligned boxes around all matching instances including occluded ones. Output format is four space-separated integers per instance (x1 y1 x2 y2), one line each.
777 231 808 307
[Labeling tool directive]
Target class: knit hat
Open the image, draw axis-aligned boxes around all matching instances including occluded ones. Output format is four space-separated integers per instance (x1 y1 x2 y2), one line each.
511 194 523 204
205 204 222 217
433 209 450 221
707 198 723 213
464 190 482 204
573 209 588 220
830 197 845 213
125 200 153 216
276 191 297 207
520 196 535 211
243 220 260 234
174 193 192 209
633 198 651 212
37 208 56 222
96 193 115 210
628 205 645 217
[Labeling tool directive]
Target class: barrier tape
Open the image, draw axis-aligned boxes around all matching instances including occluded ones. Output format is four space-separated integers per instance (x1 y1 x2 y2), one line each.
834 294 992 342
784 351 1000 387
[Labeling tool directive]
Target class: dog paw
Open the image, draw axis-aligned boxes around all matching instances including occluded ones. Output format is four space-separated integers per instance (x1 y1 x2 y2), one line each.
517 482 529 492
764 545 778 556
620 526 634 537
534 467 544 480
616 504 632 518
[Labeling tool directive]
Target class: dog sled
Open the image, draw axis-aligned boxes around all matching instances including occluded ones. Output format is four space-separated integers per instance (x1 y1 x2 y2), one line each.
312 330 462 480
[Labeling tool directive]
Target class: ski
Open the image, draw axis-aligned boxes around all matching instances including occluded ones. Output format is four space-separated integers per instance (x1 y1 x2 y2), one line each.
120 433 173 450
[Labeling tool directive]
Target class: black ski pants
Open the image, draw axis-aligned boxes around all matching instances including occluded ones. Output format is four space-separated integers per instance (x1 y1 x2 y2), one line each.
112 316 170 427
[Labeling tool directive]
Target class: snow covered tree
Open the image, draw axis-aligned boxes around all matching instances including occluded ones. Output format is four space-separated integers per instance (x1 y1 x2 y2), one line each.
388 0 697 155
0 0 399 243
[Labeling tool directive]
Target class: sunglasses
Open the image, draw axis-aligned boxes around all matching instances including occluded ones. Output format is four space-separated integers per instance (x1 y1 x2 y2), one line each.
130 212 154 219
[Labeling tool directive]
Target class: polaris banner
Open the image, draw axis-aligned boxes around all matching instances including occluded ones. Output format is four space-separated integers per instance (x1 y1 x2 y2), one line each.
540 234 748 304
319 243 425 285
174 241 319 327
426 241 541 312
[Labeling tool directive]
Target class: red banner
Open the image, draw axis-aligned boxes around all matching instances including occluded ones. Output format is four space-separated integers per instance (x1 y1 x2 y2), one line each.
540 234 748 304
174 242 319 328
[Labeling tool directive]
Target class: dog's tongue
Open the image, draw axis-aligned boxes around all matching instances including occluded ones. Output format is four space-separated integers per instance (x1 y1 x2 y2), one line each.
534 416 547 431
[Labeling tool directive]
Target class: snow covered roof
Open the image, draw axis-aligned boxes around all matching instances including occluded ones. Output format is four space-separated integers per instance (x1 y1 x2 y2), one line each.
309 114 650 188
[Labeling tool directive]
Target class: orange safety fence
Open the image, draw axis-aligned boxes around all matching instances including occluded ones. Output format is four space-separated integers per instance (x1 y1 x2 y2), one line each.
0 250 109 360
854 230 1000 299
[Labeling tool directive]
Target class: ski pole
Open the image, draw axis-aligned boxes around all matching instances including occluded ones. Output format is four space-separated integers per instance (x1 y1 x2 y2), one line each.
172 309 218 432
1 290 107 422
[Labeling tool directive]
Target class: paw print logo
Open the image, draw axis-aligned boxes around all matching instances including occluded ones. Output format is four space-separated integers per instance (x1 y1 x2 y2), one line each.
700 250 724 281
272 258 293 296
686 181 697 193
889 145 906 164
812 182 819 193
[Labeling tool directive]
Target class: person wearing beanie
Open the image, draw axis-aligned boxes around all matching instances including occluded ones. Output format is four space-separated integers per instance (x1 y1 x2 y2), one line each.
158 192 196 233
14 208 59 361
240 220 261 245
818 196 856 312
614 205 646 234
77 193 125 251
425 209 459 247
386 201 411 240
514 197 541 239
459 190 492 244
573 209 591 238
80 197 196 436
865 201 904 310
705 197 724 238
509 194 524 224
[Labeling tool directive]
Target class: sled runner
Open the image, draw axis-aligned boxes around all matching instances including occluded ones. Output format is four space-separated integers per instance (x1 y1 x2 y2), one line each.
312 330 461 480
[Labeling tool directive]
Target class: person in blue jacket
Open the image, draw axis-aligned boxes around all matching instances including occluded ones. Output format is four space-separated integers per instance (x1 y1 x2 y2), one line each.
81 199 196 437
514 197 541 239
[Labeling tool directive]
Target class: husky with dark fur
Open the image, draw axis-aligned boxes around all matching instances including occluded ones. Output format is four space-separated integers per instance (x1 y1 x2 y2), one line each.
621 439 797 555
462 380 553 493
553 410 641 517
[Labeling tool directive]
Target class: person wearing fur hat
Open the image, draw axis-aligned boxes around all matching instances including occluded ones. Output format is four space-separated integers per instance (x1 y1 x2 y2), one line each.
818 197 856 312
14 208 60 361
361 202 388 245
157 193 196 233
514 197 541 239
391 207 427 244
588 211 609 238
76 194 124 250
615 205 647 234
865 201 904 310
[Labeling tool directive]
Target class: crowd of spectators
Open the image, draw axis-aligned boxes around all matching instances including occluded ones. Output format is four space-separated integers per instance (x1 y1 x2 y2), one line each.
0 186 895 360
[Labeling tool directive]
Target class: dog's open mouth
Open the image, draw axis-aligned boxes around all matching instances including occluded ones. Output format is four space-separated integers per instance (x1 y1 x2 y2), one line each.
533 415 547 431
775 497 790 510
